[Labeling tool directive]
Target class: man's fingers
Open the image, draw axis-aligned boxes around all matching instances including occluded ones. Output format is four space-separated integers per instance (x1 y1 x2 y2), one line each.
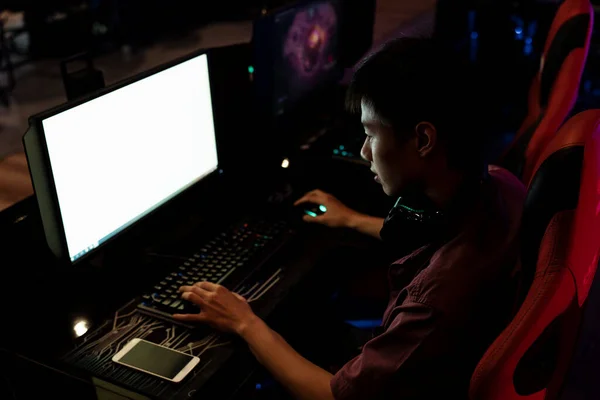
173 312 209 323
233 293 247 302
294 194 314 206
179 285 195 293
179 285 210 300
180 282 220 296
302 214 326 224
293 195 308 206
172 313 194 321
194 281 219 292
294 190 326 206
182 292 207 306
172 313 201 321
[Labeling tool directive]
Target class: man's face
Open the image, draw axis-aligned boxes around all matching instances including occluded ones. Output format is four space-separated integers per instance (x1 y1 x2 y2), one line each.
360 101 423 197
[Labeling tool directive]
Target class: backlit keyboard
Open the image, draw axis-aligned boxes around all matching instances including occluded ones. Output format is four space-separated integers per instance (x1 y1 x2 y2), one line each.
137 218 291 319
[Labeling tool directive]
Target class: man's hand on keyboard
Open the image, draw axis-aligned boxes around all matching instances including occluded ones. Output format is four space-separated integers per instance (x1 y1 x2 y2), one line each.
173 282 258 335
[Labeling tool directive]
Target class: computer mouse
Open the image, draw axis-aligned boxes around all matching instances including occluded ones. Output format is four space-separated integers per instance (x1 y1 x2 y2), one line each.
301 202 327 218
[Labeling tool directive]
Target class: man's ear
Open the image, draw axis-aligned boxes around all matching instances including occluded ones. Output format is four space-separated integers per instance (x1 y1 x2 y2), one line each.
415 122 437 157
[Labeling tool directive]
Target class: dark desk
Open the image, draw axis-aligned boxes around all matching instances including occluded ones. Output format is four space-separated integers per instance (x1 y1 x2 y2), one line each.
0 165 386 400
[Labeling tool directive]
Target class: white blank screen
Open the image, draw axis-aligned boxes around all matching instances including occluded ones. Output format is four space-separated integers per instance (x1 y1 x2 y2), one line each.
42 54 218 262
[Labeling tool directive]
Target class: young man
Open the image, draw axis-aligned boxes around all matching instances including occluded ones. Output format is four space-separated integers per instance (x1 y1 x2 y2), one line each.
174 38 526 399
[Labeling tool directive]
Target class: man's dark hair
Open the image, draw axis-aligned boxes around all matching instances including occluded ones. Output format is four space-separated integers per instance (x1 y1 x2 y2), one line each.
347 37 489 173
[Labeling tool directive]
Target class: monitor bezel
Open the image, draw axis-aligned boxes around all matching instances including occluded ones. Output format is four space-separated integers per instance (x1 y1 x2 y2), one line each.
27 49 223 266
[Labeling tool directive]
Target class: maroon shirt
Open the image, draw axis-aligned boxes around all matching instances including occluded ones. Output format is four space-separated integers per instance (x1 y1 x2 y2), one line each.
331 166 526 400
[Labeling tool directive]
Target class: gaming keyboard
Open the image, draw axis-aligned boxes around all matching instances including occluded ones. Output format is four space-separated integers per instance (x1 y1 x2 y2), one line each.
137 218 293 320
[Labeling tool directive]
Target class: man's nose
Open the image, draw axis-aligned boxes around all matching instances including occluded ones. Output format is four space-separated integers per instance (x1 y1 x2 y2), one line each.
360 138 371 162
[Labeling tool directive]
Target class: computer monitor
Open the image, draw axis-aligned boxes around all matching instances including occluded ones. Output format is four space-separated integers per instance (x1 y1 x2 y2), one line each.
24 51 219 264
253 0 343 119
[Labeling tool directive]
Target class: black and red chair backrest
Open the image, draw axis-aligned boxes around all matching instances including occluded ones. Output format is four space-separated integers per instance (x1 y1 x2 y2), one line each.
567 115 600 310
469 109 600 400
500 0 593 186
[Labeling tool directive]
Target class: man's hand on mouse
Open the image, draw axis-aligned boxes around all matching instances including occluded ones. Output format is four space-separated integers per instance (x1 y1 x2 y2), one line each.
172 282 258 335
294 189 360 228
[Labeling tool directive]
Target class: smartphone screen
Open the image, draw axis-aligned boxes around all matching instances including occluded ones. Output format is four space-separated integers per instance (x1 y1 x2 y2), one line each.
117 340 196 380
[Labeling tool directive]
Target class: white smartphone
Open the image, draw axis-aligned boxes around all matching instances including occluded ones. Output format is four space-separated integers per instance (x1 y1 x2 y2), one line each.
112 338 200 383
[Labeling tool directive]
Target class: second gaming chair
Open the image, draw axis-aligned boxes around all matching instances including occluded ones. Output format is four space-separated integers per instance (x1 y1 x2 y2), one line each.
469 109 600 400
500 0 593 186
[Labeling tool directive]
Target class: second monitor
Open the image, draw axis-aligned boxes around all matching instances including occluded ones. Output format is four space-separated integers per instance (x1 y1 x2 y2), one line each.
253 0 344 119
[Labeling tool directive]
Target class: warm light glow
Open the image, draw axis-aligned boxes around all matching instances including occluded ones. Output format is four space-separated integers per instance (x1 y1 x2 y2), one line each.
74 320 89 337
281 158 290 169
307 26 326 49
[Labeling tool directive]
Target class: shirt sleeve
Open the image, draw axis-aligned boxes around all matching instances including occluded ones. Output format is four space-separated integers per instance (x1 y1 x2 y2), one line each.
330 300 440 400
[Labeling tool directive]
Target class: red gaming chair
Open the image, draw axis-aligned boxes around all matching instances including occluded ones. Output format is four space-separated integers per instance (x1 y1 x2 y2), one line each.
500 0 593 186
469 109 600 400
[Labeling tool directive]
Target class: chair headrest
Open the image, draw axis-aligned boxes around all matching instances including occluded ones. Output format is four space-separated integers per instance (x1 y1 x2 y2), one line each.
540 0 593 108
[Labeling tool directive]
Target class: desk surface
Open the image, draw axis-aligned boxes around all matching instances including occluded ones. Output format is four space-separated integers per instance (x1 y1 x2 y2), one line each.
0 153 33 212
0 167 384 399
